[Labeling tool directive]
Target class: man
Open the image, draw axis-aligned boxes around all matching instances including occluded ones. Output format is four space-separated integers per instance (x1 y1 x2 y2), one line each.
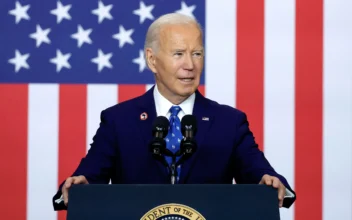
52 13 296 210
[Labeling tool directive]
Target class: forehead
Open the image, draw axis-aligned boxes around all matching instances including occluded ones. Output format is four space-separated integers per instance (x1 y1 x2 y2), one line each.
158 23 203 47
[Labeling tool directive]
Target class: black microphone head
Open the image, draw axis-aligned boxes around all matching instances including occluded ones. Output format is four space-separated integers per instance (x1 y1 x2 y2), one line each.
181 115 197 136
152 116 169 138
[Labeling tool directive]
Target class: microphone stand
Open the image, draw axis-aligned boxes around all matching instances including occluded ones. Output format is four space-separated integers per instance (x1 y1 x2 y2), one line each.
170 137 197 184
164 144 195 185
169 150 187 185
170 154 178 185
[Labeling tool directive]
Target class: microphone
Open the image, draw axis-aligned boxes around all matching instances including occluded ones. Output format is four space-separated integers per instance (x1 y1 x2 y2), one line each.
181 114 197 137
149 116 171 168
152 116 169 139
176 115 198 166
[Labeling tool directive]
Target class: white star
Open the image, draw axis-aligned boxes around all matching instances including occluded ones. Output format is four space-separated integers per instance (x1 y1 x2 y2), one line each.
29 25 51 47
50 49 71 72
8 50 30 72
92 1 113 23
71 25 93 48
132 50 146 72
112 25 134 48
91 49 113 72
8 1 30 24
50 1 72 24
175 1 196 19
133 1 154 24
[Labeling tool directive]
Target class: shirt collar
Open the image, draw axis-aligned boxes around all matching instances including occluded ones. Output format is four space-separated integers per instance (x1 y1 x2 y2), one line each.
153 84 195 117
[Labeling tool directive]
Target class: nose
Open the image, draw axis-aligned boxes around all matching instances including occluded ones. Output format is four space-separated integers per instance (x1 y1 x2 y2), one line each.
183 53 194 71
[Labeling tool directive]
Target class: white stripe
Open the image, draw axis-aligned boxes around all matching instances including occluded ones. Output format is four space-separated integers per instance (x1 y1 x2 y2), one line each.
264 1 295 220
27 84 58 220
205 0 236 107
323 1 352 219
87 84 117 152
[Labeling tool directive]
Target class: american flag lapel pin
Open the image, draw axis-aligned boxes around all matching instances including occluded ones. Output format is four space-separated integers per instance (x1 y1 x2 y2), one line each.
202 117 209 121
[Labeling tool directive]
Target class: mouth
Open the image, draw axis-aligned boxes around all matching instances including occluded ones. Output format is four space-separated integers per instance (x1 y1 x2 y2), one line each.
178 77 195 83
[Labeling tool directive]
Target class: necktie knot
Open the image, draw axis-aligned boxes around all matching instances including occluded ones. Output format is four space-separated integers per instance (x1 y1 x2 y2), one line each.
169 105 181 117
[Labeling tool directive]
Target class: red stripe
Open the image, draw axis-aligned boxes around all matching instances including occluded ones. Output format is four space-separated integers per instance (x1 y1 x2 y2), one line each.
198 85 205 97
58 85 87 220
118 85 146 103
295 0 323 219
0 84 28 220
236 0 265 151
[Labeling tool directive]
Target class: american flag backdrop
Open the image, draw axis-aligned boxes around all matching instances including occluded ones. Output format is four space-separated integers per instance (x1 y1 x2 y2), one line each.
0 0 351 219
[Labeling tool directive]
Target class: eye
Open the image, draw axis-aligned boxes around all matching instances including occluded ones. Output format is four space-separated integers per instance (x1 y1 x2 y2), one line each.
174 52 183 56
193 52 203 57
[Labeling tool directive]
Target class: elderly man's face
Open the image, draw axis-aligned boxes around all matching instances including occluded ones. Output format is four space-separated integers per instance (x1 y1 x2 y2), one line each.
148 23 204 102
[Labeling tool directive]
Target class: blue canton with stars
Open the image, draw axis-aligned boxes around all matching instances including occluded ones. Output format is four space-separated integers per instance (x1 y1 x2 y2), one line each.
0 0 205 84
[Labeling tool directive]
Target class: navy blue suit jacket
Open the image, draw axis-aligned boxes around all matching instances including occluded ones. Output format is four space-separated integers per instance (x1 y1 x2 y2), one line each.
53 86 296 210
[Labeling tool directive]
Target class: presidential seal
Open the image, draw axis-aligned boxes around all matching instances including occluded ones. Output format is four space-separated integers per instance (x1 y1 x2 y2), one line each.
141 203 206 220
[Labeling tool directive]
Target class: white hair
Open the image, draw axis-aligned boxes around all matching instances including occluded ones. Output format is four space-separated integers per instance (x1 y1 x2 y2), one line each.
144 13 203 55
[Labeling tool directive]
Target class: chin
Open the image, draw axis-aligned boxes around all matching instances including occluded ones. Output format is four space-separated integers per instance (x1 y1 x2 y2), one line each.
178 86 197 97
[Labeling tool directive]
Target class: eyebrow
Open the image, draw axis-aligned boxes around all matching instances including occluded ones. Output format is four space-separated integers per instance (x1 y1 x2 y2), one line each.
193 49 204 52
172 49 186 52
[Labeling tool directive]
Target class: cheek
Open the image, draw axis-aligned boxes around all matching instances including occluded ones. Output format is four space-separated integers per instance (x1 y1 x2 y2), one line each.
162 58 179 73
171 63 184 76
192 64 203 78
194 58 204 69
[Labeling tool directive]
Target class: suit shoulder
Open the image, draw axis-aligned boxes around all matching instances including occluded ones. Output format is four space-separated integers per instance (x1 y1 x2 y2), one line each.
100 95 142 116
205 98 245 118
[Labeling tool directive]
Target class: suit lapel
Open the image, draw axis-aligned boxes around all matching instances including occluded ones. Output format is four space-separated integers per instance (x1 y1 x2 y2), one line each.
179 90 214 183
136 86 169 179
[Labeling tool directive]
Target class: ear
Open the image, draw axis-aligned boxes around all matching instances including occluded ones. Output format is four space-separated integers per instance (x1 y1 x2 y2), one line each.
145 48 157 73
